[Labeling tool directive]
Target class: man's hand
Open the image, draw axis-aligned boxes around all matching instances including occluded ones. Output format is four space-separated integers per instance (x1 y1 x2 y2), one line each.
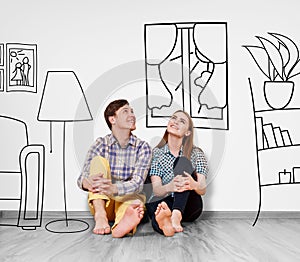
83 173 104 193
97 178 118 196
83 173 118 196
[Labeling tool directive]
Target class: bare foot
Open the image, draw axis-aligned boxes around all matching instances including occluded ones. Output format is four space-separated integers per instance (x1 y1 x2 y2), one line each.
112 201 144 238
155 202 175 237
93 213 111 235
171 209 183 233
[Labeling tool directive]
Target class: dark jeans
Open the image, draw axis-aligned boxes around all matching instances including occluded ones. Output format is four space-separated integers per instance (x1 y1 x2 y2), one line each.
145 190 203 235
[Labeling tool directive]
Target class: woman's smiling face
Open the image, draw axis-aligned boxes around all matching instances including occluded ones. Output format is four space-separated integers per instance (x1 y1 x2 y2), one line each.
167 111 191 138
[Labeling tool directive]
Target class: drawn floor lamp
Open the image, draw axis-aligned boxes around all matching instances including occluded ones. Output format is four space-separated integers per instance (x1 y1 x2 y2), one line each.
37 71 93 233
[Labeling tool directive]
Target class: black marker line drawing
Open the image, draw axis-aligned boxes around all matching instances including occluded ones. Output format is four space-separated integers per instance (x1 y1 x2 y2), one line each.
249 77 300 226
245 33 300 226
244 33 300 110
278 169 292 184
292 167 300 183
0 43 3 66
0 115 45 230
145 22 228 130
0 69 4 92
6 43 37 93
37 71 92 233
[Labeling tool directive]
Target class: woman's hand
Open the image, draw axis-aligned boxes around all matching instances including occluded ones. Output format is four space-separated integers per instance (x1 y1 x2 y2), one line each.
180 172 197 191
151 173 206 197
168 174 198 193
151 175 186 196
181 172 207 195
173 175 188 192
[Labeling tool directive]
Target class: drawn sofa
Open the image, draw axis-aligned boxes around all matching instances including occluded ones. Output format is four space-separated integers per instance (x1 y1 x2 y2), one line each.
0 115 45 230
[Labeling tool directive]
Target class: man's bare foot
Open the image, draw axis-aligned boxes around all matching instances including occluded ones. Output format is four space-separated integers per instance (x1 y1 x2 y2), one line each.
112 201 144 238
155 202 175 237
171 209 183 233
93 212 111 235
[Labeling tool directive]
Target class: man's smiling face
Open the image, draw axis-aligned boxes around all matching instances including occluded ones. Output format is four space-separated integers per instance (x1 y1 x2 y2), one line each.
112 104 136 131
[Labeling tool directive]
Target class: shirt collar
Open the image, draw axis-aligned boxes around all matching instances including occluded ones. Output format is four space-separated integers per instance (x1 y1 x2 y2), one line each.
108 133 137 147
163 144 183 156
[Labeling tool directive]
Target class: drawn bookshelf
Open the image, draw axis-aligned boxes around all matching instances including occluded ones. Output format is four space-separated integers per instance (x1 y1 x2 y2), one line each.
249 79 300 226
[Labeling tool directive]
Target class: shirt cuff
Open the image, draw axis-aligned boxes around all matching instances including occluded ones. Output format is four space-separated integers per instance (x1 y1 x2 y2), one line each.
116 182 125 196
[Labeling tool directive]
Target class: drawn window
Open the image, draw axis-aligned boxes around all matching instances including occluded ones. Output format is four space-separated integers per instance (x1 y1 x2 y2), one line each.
145 22 228 130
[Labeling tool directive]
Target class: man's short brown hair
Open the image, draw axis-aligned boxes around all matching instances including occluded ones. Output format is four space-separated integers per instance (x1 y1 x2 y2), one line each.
104 99 129 130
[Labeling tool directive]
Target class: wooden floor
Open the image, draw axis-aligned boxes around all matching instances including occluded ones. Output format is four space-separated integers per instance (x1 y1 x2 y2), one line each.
1 216 300 261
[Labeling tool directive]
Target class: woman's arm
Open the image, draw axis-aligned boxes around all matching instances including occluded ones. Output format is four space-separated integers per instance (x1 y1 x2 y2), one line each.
186 147 208 195
151 176 172 197
193 173 206 195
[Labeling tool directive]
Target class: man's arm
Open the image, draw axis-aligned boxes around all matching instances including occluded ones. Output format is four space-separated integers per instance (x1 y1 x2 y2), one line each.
77 137 103 191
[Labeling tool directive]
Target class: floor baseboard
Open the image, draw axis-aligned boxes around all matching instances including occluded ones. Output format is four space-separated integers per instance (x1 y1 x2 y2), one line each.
2 210 300 219
200 211 300 219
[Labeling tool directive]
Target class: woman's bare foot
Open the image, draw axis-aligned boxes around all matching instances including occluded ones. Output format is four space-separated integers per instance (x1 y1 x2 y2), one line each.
112 200 144 238
171 209 183 233
93 212 111 235
155 202 175 237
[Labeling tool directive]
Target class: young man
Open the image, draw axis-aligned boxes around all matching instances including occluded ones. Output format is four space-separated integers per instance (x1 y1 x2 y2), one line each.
77 99 152 238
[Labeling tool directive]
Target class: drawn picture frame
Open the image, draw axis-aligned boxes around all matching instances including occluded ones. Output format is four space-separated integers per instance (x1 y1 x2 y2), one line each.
0 44 4 66
0 69 4 92
6 43 37 93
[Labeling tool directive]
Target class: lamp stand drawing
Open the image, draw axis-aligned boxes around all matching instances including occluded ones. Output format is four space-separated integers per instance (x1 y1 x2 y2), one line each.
37 71 92 233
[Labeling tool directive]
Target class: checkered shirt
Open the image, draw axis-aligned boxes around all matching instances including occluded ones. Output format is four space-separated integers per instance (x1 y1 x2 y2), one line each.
78 133 152 196
149 144 208 185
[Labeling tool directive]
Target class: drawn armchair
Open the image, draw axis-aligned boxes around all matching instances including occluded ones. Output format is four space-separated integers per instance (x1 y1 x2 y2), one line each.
0 115 45 230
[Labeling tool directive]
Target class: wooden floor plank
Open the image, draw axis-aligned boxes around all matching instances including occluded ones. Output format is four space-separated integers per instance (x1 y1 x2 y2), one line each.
1 217 300 261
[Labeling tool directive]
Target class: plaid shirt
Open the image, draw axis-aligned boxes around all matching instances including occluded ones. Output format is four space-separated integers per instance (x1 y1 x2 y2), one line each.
149 144 208 185
77 133 152 196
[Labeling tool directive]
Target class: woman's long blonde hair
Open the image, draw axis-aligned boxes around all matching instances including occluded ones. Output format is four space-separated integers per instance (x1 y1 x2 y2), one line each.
156 110 194 159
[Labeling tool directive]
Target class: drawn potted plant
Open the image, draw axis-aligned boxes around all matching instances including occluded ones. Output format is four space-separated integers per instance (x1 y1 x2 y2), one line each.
244 33 300 109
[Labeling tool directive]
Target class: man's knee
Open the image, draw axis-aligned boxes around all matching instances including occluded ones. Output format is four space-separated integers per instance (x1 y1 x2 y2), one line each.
89 156 110 178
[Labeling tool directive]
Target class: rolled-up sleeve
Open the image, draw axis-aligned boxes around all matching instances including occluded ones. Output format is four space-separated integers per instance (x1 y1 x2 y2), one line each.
193 148 209 178
148 147 162 178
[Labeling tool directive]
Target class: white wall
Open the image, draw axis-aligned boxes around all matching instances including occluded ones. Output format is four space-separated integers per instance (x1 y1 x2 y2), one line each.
1 0 300 212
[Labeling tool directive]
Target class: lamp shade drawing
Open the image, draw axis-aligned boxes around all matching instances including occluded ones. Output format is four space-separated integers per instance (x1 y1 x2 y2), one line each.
37 71 92 233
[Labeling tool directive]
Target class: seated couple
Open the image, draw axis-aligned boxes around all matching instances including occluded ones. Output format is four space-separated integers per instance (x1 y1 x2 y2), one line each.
77 99 208 238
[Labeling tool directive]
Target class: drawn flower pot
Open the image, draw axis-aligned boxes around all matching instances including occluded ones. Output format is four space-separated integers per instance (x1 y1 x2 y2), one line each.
263 81 294 109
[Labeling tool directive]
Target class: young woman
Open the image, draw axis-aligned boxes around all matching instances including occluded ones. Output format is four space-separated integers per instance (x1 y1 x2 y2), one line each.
146 110 208 237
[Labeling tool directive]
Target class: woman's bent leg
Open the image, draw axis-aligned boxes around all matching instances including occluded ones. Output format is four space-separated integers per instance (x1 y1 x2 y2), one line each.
145 199 163 234
146 195 174 235
182 191 203 222
172 191 190 214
